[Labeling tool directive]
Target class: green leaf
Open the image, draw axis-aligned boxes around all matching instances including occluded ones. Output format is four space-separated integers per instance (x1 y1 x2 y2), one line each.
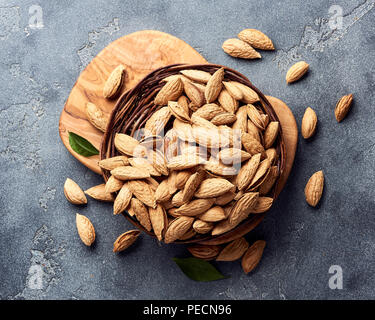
173 257 227 282
68 132 99 157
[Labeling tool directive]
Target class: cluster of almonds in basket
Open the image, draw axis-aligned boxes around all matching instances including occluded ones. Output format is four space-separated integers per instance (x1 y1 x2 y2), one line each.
103 67 281 246
64 66 282 272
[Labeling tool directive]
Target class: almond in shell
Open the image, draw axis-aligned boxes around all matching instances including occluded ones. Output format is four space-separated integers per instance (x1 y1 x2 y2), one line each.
113 183 132 215
222 81 243 100
222 38 261 59
76 213 95 246
164 216 194 243
235 153 261 190
216 237 249 261
154 77 183 105
114 133 147 157
301 107 317 139
64 178 87 205
228 192 259 226
246 104 266 130
263 121 279 148
99 156 129 171
286 61 309 84
85 102 109 132
195 178 235 198
205 67 224 103
193 103 224 120
250 197 274 213
180 69 211 83
111 166 151 180
211 112 237 126
335 94 353 122
155 180 171 203
103 65 125 99
127 180 156 208
175 198 215 216
304 170 324 207
144 106 171 136
168 101 191 123
85 184 114 202
233 82 259 104
113 230 141 253
105 175 124 193
241 240 266 274
193 220 214 234
182 169 205 203
218 89 239 114
130 198 152 231
238 29 275 50
149 204 167 241
187 245 221 260
183 81 205 108
199 206 226 222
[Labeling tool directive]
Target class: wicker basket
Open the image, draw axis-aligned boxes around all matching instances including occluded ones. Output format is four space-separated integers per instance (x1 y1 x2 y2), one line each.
101 63 286 244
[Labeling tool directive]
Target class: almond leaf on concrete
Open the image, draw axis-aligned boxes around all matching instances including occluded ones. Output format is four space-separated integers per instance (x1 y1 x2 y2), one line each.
286 61 309 84
241 240 266 274
238 29 275 50
222 38 261 59
99 156 129 171
301 107 318 139
127 180 156 208
216 237 249 261
86 102 109 132
113 183 132 215
205 67 224 103
335 94 353 122
85 184 114 202
103 65 125 99
64 178 87 205
304 170 324 207
76 213 95 246
113 230 140 253
154 77 183 105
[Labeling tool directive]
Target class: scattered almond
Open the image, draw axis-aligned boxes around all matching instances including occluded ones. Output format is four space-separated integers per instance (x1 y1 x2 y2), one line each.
64 178 87 205
304 170 324 207
113 230 140 253
86 102 109 132
301 107 318 139
76 213 95 246
286 61 309 84
238 29 274 50
335 94 353 122
103 65 125 99
222 38 261 59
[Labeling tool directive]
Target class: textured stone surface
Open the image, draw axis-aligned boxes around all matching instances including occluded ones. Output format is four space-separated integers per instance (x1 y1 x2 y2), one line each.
1 0 374 300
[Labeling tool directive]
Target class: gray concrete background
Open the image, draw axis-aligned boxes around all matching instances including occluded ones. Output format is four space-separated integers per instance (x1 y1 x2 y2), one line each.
0 0 374 300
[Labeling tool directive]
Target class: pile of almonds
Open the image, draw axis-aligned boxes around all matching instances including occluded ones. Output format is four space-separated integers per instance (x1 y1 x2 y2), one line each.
65 66 282 273
98 67 281 246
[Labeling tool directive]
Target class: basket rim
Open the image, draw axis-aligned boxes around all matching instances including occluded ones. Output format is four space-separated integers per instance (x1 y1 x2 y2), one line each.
101 63 286 244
